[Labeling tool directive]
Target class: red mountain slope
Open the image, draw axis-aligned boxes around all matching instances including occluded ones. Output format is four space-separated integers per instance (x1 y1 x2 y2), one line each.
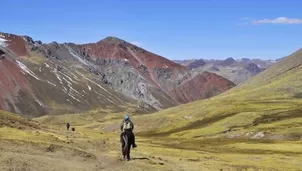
0 31 236 116
79 37 186 87
0 32 28 56
0 32 140 116
0 55 33 112
170 72 236 103
80 37 185 69
80 36 236 103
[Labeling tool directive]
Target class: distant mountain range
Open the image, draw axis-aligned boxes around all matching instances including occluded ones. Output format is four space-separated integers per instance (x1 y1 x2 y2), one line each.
174 57 276 84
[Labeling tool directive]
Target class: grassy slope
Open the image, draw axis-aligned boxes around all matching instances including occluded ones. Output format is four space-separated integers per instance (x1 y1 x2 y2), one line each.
136 49 302 138
2 110 212 171
128 49 302 170
1 50 302 170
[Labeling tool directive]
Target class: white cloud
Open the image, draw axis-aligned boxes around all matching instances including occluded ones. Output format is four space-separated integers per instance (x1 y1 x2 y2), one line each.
252 17 302 24
130 41 142 46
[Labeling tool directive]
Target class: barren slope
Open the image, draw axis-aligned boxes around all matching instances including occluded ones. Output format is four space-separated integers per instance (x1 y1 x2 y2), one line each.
0 32 137 116
80 36 235 104
0 31 236 116
170 72 235 103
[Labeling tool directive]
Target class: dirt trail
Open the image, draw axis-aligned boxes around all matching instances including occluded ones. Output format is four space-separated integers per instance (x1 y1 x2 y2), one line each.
0 139 183 171
0 124 190 171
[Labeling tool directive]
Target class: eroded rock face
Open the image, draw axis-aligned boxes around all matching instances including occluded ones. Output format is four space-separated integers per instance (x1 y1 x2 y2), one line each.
0 56 32 113
0 32 28 56
170 72 236 103
0 33 138 116
0 31 236 116
90 58 167 110
79 36 186 83
78 37 237 107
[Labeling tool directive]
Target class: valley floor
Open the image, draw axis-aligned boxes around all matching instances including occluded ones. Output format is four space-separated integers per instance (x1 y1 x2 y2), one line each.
1 112 302 171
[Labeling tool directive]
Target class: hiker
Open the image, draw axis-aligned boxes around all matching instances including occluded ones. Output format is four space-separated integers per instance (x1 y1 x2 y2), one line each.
66 123 70 131
120 115 137 148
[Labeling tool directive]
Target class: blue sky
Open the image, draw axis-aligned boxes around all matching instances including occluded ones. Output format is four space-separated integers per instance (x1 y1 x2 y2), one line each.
1 0 302 60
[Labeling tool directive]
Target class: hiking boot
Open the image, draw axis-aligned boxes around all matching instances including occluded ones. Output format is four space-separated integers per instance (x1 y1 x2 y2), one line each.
132 144 137 148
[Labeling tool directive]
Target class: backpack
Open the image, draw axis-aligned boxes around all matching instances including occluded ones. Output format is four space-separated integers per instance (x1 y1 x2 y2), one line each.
123 121 132 130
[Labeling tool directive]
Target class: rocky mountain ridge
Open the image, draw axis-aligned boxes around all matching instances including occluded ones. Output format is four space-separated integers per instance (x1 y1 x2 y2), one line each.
175 57 275 84
0 31 235 116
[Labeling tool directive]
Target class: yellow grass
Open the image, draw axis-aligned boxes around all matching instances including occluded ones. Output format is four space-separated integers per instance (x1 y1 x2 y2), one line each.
1 51 302 170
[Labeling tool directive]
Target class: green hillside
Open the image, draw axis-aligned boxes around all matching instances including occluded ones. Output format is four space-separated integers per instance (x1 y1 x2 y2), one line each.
136 49 302 140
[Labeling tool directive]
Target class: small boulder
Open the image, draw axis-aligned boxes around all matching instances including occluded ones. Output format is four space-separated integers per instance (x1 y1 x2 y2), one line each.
35 40 42 45
251 132 265 139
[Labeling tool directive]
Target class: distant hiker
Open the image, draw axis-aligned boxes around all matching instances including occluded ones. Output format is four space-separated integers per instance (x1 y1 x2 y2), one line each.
120 115 137 148
66 123 70 131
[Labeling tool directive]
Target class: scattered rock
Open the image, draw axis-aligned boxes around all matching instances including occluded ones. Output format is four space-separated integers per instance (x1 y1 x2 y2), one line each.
184 115 192 119
0 49 5 56
227 133 242 139
46 145 56 152
222 128 232 133
251 132 266 139
245 132 254 136
35 40 42 44
57 66 63 71
23 36 35 44
188 158 200 162
51 41 60 50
